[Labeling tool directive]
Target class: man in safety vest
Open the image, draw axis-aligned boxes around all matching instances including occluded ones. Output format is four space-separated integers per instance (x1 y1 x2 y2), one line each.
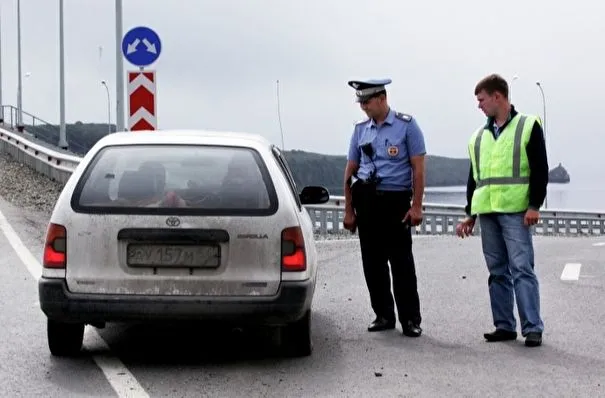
456 73 549 348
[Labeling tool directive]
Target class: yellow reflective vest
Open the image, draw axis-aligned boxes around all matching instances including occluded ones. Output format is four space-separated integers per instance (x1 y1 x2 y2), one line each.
468 113 539 215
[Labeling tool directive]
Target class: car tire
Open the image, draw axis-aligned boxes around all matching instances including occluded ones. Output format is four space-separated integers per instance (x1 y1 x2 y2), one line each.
281 309 312 357
47 319 84 357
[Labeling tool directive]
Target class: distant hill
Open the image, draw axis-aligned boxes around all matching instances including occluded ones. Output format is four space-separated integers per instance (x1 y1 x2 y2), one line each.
24 122 570 194
283 150 471 195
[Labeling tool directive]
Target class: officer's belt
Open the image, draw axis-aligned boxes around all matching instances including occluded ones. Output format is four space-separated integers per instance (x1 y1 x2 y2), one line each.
348 174 379 187
355 178 377 186
352 177 412 196
373 189 412 198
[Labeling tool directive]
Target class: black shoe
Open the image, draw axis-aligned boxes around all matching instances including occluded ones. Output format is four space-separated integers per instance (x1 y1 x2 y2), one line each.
524 332 542 347
367 317 395 332
484 329 517 342
402 320 422 337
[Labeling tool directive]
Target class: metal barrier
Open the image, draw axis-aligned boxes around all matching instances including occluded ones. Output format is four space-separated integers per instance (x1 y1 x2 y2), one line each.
0 121 604 237
305 204 605 237
0 125 80 184
1 105 59 136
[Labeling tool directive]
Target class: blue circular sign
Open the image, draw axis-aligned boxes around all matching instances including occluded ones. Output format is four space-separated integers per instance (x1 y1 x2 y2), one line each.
121 26 162 67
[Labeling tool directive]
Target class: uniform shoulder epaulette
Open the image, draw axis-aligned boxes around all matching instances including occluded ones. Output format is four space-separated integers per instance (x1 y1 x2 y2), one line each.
354 117 369 125
395 112 412 122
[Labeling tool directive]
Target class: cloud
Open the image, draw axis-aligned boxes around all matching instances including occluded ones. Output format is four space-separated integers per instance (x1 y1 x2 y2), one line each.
0 0 604 178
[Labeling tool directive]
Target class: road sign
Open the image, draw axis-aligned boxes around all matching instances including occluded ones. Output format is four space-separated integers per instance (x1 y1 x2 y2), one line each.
127 70 157 131
121 26 162 67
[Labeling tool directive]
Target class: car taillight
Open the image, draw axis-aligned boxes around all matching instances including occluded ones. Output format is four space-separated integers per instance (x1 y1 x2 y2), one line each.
281 226 306 272
43 223 66 269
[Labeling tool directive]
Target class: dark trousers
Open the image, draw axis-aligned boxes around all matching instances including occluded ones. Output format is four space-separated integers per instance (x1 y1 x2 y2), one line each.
352 183 422 325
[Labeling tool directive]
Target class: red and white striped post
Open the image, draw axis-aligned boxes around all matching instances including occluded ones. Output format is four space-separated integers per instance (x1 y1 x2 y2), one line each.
127 70 157 131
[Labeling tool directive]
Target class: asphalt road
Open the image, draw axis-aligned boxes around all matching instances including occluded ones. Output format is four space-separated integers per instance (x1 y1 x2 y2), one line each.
0 196 604 397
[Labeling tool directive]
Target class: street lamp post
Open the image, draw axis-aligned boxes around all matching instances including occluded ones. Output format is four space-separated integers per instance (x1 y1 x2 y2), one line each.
19 71 31 113
58 0 68 149
115 0 125 132
0 3 4 124
16 0 23 131
101 80 111 134
510 75 518 102
536 81 548 209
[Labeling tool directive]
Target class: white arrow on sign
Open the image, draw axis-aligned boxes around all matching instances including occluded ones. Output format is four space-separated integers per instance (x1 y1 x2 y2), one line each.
127 38 141 54
142 38 157 54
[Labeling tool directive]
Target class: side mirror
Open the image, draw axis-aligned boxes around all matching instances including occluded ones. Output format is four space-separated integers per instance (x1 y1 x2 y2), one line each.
299 186 330 205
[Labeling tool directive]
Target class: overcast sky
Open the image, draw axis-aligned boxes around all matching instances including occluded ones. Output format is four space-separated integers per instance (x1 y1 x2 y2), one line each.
0 0 603 182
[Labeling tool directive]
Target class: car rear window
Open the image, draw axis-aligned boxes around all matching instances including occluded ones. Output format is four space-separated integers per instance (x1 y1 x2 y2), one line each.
71 144 278 215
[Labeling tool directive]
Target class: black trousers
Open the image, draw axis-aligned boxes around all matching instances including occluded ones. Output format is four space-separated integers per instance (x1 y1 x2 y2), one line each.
352 182 422 326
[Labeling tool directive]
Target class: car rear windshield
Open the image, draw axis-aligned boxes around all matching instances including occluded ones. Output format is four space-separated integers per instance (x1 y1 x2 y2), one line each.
71 144 278 215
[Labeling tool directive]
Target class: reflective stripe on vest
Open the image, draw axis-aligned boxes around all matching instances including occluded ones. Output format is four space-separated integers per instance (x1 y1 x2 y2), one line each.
468 113 537 215
473 115 529 188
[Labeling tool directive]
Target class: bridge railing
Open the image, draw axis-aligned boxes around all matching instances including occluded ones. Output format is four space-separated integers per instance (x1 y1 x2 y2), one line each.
306 203 605 237
0 105 61 138
0 123 603 237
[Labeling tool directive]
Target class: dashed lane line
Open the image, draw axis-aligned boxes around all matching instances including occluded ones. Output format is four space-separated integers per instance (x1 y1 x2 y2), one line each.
0 209 150 398
561 263 582 281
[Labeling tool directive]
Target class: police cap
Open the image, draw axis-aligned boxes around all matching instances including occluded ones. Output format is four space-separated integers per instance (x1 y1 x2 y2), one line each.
347 78 392 102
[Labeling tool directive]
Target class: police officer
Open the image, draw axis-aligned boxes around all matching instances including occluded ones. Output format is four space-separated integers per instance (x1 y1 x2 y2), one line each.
343 78 426 337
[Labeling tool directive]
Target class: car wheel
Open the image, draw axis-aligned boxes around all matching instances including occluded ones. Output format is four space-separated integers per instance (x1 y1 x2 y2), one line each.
47 319 84 357
281 309 312 357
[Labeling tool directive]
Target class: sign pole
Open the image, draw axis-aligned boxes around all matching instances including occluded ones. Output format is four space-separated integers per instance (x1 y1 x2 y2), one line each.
115 0 125 132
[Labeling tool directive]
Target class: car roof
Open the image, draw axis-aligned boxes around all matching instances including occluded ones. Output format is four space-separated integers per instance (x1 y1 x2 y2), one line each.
92 129 275 150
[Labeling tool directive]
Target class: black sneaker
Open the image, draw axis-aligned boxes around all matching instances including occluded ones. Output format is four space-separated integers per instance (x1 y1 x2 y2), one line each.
524 332 542 347
484 329 517 342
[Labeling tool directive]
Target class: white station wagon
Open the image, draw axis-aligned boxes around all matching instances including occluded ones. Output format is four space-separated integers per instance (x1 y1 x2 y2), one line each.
38 130 329 358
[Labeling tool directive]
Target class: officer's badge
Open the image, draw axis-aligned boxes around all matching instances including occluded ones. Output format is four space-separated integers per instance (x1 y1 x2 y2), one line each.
387 146 399 157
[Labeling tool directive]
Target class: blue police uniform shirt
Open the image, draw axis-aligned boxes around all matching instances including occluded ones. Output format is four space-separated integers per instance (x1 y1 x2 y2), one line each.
347 108 426 191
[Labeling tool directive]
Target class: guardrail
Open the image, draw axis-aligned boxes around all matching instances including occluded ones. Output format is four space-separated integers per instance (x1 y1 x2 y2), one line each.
0 123 604 237
0 125 80 184
306 203 605 237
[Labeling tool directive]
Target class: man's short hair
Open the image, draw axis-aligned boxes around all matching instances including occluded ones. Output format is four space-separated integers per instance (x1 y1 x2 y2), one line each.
474 74 509 98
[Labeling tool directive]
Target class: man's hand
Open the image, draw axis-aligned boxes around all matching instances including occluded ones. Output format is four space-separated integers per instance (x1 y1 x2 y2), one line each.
343 160 359 233
524 208 540 226
343 209 357 233
403 205 423 226
456 216 475 238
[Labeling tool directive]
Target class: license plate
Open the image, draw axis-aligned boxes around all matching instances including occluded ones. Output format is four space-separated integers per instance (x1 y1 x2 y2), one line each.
126 244 220 268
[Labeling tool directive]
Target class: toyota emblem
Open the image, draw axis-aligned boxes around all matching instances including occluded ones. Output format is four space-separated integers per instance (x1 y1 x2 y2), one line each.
165 217 181 227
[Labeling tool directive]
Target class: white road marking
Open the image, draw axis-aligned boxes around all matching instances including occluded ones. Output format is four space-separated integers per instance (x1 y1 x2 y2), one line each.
85 330 150 398
0 210 42 280
592 242 605 247
0 208 149 398
561 263 582 281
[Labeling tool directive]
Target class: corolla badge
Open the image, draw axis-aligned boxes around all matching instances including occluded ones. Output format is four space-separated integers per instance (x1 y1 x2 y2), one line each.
165 216 181 227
